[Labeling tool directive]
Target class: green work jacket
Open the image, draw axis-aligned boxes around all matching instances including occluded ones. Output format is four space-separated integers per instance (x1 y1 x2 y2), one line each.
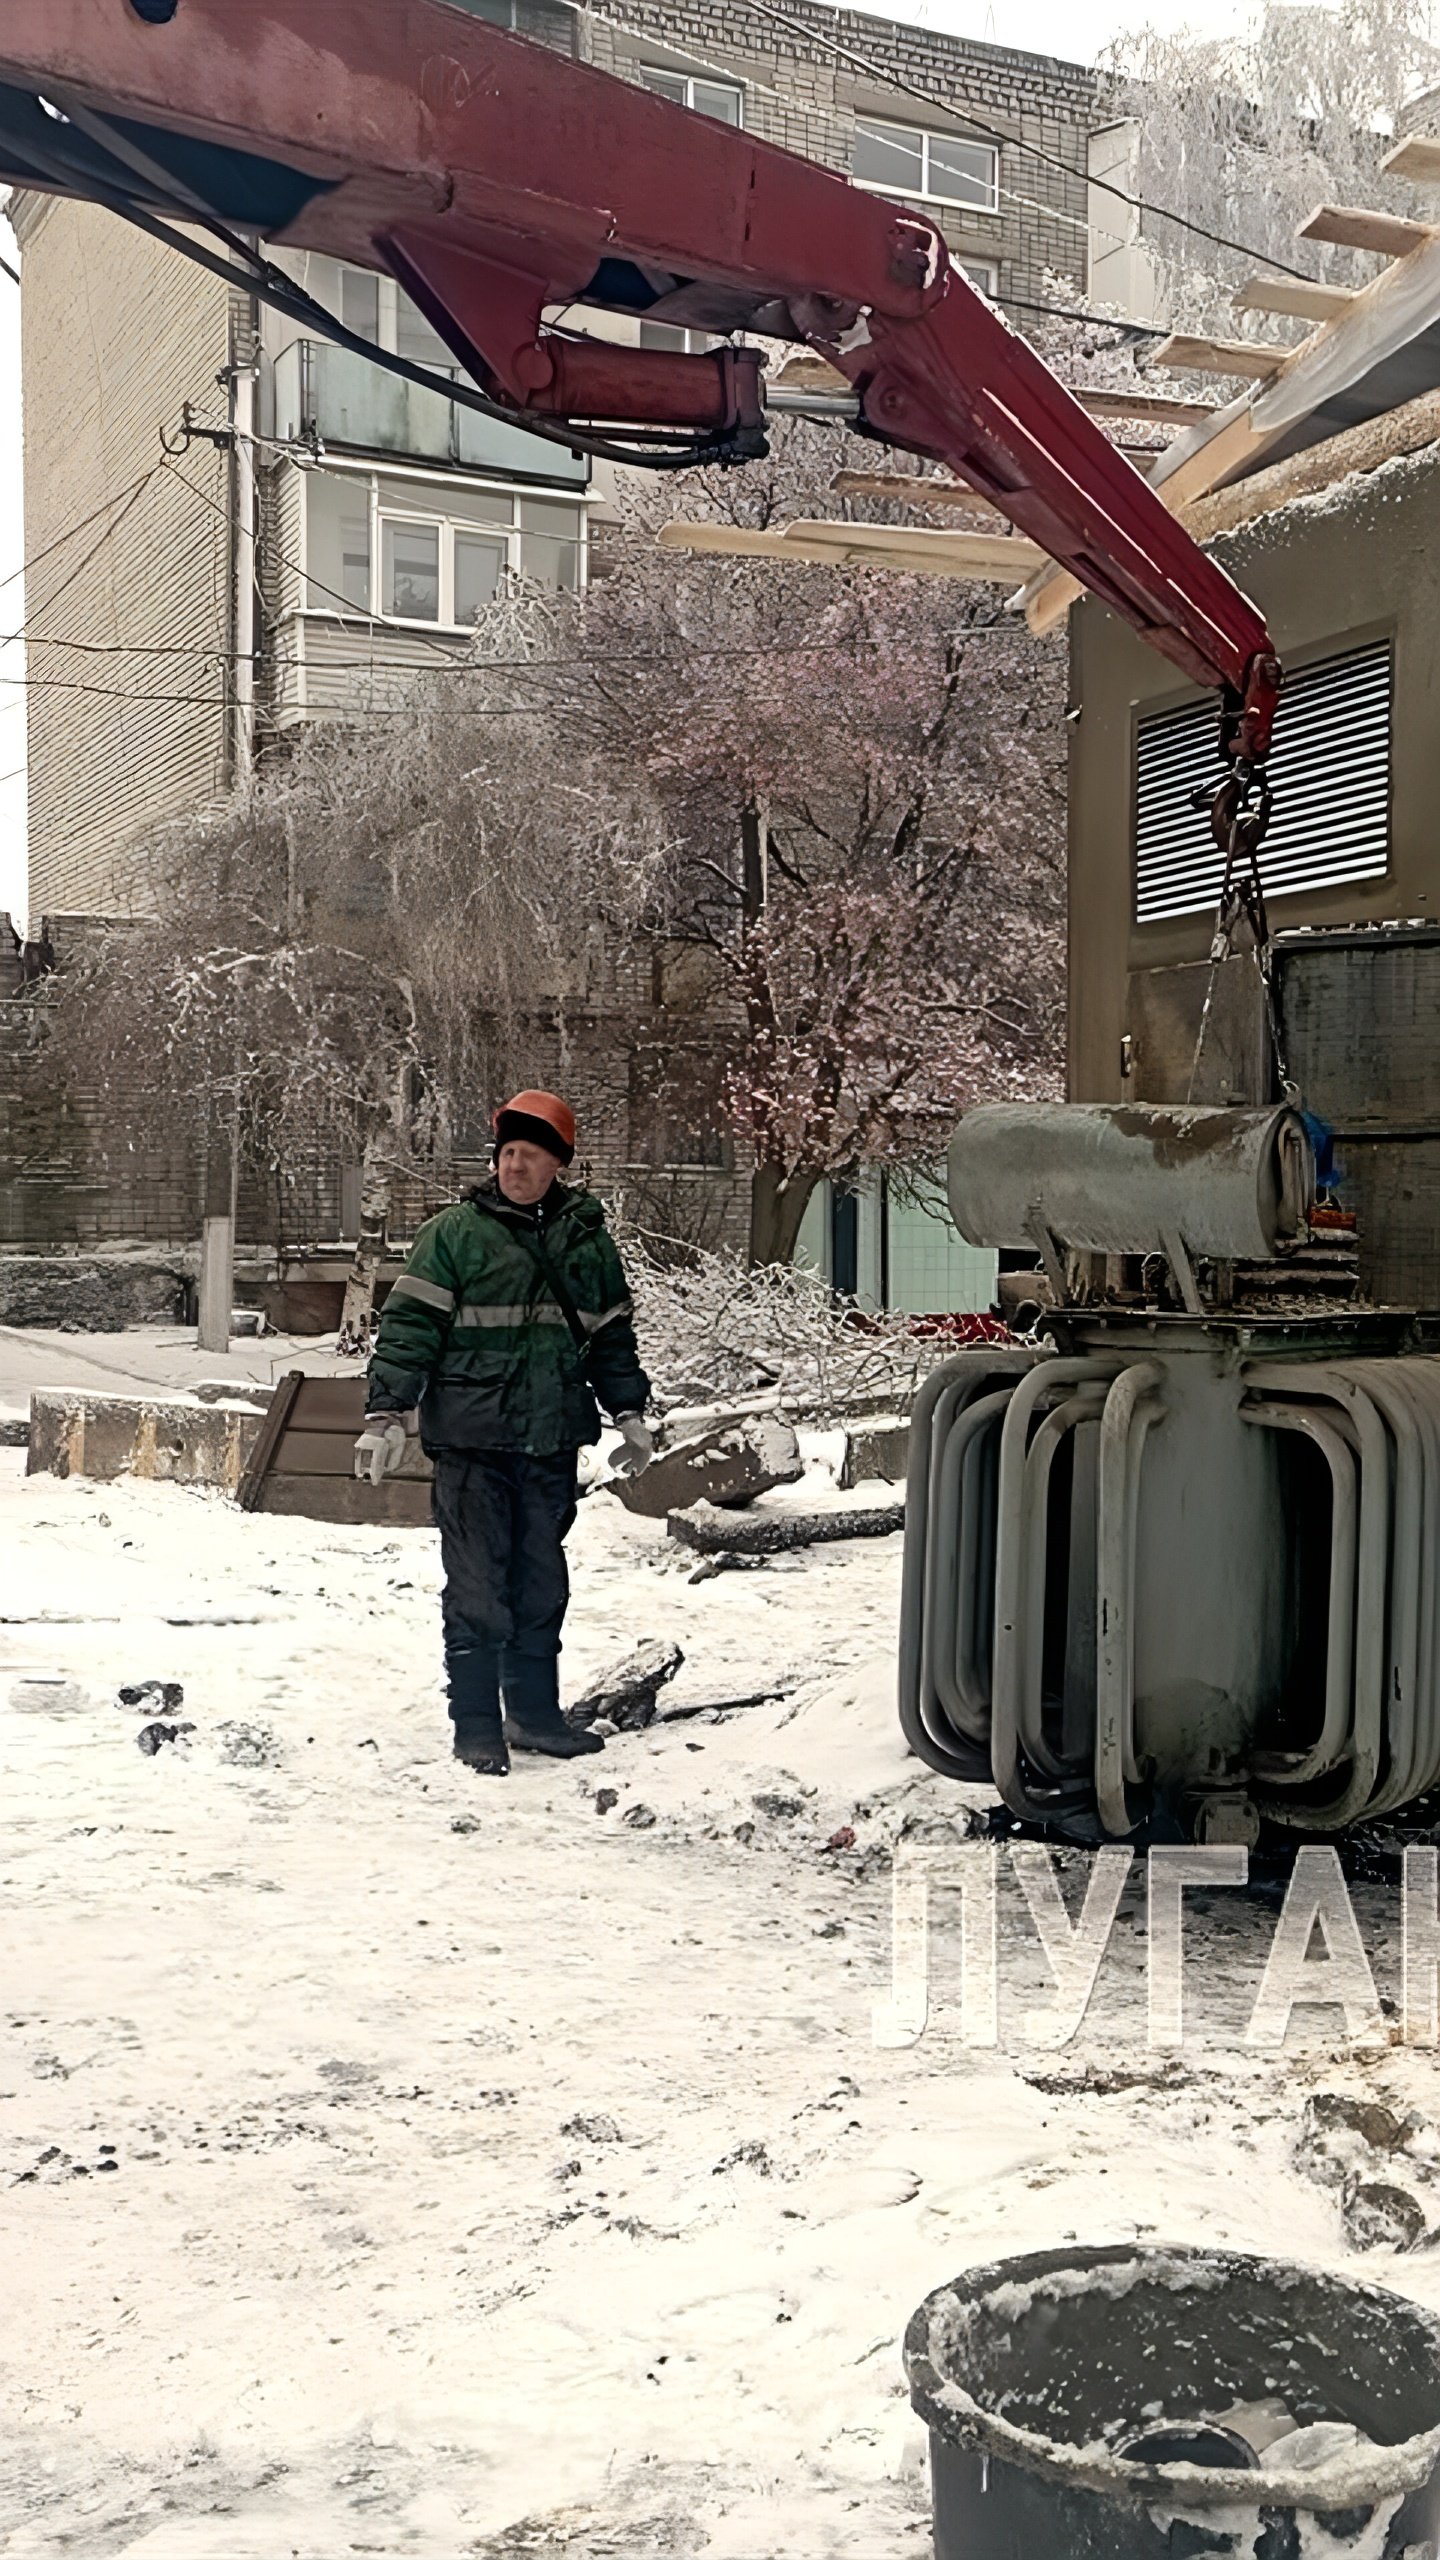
365 1178 649 1456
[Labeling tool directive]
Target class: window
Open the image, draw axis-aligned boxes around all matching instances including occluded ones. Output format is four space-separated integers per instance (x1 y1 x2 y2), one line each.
382 519 441 621
628 1044 733 1169
305 472 372 611
853 118 998 213
395 294 452 370
340 266 380 345
1134 640 1392 924
958 258 998 298
312 258 457 373
517 494 581 590
303 470 584 622
454 530 507 624
639 65 744 125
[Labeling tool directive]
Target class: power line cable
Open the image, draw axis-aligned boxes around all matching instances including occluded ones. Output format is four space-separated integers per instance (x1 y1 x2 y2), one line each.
567 0 1119 257
21 109 744 474
735 0 1316 281
159 449 1041 675
2 467 165 652
0 463 162 600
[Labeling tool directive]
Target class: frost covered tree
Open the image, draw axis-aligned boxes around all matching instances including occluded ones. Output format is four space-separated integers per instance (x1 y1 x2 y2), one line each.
500 421 1067 1263
48 417 1065 1288
44 694 663 1331
1105 0 1440 334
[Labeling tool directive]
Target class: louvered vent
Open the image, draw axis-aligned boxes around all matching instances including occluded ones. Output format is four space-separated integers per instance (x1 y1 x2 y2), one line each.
1135 640 1391 924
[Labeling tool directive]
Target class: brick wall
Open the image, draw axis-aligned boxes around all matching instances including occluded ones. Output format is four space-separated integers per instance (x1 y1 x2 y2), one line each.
578 0 1097 311
11 193 236 920
0 918 751 1259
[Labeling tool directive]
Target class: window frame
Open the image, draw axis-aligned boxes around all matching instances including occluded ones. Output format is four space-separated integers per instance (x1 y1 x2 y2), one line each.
320 259 456 372
852 117 1000 216
637 64 745 126
299 462 588 630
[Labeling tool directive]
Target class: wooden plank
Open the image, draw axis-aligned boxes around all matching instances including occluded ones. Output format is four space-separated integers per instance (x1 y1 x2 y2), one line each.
787 518 1044 576
255 1473 434 1527
1182 384 1440 541
657 518 1044 580
1079 388 1216 425
1299 203 1434 258
829 470 1002 515
1152 333 1288 380
235 1369 303 1512
1384 134 1440 185
290 1373 369 1430
829 463 1160 510
273 1429 433 1480
1021 216 1440 633
1233 277 1357 322
658 523 827 561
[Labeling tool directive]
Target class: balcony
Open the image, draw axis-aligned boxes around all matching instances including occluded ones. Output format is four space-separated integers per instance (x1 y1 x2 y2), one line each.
272 339 588 487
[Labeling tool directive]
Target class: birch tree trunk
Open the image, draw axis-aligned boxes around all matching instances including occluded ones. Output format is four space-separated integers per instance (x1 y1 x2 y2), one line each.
336 1128 391 1356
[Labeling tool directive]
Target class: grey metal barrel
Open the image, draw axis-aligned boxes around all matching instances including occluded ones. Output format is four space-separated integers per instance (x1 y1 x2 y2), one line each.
947 1102 1314 1261
907 2243 1440 2559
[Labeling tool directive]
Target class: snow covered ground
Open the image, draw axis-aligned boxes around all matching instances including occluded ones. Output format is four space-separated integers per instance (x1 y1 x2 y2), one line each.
4 1332 1440 2556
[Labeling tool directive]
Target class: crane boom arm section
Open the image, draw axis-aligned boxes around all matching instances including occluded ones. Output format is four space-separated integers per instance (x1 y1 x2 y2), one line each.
0 0 1280 762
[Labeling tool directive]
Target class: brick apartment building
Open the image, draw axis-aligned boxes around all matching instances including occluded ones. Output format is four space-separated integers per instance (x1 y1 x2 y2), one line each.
2 0 1130 1314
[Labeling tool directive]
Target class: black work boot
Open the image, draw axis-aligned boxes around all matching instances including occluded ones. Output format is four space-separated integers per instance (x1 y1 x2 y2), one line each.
448 1646 509 1778
503 1654 603 1758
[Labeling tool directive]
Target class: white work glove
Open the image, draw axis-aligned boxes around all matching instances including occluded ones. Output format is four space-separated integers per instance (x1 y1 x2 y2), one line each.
353 1415 408 1485
610 1413 655 1477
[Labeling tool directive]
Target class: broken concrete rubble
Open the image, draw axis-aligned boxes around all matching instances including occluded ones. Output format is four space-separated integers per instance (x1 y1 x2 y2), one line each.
569 1638 684 1731
27 1388 264 1490
837 1415 911 1489
611 1412 802 1520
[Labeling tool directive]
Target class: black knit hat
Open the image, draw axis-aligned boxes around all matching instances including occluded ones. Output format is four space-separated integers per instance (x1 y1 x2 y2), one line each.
493 1104 575 1166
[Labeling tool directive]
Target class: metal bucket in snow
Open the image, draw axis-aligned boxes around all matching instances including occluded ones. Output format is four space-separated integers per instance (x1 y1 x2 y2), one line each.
905 2245 1440 2558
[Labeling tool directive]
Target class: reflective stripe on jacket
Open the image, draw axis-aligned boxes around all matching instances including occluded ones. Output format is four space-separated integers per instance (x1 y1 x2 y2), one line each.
365 1177 650 1456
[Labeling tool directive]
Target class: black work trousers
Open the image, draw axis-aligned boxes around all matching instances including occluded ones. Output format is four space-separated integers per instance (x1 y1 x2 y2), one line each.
431 1450 579 1715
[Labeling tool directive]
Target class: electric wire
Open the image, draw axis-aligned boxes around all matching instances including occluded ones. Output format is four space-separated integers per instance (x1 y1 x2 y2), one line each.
29 36 1267 470
734 0 1317 282
564 0 1282 295
1 466 165 653
159 448 1040 674
18 108 744 474
0 457 1040 718
0 463 162 598
567 0 1101 253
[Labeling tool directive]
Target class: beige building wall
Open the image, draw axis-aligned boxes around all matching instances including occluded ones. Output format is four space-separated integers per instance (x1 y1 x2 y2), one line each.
13 193 234 918
1065 459 1440 1103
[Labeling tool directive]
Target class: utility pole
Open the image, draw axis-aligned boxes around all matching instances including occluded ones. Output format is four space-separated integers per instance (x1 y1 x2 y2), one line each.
195 324 259 1356
231 355 258 787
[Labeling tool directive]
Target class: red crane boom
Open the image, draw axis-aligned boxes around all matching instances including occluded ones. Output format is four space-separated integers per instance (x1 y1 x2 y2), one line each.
0 0 1281 768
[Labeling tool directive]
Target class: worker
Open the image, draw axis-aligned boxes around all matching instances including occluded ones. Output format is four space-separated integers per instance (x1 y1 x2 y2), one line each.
353 1090 654 1776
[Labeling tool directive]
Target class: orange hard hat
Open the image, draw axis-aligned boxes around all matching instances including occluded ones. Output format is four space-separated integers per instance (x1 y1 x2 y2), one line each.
492 1089 577 1164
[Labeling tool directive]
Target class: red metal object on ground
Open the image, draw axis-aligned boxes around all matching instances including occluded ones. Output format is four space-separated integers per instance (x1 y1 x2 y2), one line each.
0 0 1281 761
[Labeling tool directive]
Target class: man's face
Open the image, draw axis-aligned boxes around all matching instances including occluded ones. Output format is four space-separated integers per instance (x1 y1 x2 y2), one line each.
497 1139 562 1206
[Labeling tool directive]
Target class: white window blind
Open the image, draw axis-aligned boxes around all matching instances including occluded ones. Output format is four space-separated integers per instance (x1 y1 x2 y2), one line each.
1134 640 1392 923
